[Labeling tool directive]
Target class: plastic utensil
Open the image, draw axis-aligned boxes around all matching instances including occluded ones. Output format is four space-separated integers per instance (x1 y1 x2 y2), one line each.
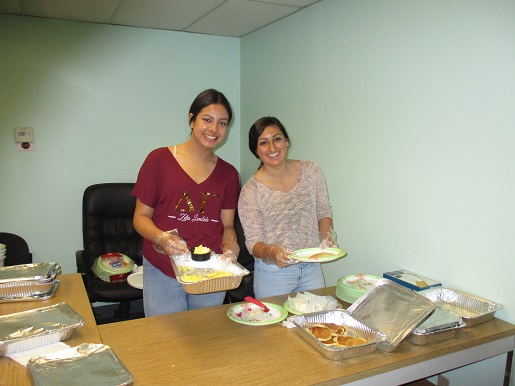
244 296 270 312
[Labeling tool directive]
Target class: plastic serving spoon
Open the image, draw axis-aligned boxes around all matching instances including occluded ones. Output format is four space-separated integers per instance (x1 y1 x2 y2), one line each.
244 296 270 312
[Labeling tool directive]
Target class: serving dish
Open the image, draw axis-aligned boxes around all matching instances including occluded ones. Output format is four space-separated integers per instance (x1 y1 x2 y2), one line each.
408 308 465 345
291 309 386 360
0 263 61 301
418 287 503 327
171 254 249 294
0 302 84 356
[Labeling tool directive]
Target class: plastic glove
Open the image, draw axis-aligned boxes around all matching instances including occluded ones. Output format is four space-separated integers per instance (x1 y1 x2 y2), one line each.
320 227 338 249
153 229 189 256
221 234 240 262
260 244 298 268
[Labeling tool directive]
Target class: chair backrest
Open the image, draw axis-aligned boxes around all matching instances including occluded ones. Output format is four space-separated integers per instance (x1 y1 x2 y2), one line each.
81 183 143 267
0 232 33 266
234 210 254 269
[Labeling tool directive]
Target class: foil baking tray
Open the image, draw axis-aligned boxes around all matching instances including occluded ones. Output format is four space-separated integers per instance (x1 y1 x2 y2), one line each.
0 279 60 303
0 262 61 284
171 254 249 294
347 278 435 352
408 308 466 345
28 343 133 386
291 309 386 361
0 302 84 356
418 287 503 327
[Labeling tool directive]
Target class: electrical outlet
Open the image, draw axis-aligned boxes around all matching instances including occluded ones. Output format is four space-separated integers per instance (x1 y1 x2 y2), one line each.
437 374 450 386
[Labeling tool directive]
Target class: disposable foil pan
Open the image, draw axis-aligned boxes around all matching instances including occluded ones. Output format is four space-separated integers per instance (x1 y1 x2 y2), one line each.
408 308 466 345
0 279 60 303
347 278 435 351
0 262 61 284
28 343 133 386
418 287 503 327
171 254 249 294
0 302 84 356
291 309 386 361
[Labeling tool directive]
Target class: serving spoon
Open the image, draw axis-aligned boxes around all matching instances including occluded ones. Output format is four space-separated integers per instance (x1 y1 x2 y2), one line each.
244 296 270 312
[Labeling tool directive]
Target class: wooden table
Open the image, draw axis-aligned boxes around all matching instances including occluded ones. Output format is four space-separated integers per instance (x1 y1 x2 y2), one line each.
99 287 515 385
0 273 101 385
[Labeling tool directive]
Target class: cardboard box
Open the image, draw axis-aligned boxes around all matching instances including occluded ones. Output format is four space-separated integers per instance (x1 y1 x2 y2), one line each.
383 270 441 291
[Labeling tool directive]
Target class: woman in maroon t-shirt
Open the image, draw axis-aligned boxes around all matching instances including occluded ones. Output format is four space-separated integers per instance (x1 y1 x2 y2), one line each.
132 89 240 317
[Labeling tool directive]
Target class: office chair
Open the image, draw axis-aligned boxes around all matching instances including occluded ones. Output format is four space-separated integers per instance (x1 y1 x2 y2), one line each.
76 183 143 323
224 210 255 303
0 232 33 266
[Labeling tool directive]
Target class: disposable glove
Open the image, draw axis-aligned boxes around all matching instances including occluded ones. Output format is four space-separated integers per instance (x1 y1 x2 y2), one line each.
320 227 338 249
153 229 189 256
260 244 298 268
221 234 240 262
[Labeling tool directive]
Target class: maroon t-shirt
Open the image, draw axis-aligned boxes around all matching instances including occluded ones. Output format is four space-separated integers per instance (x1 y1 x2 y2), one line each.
132 147 240 277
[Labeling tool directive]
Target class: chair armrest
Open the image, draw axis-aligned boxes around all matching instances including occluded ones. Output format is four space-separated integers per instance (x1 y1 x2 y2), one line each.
75 250 90 275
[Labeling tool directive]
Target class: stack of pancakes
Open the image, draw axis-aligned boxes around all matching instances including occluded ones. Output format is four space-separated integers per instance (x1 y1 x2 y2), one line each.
308 323 367 348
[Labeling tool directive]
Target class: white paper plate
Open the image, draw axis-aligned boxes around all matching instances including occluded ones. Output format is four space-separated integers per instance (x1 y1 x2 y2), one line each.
290 247 347 263
127 272 143 289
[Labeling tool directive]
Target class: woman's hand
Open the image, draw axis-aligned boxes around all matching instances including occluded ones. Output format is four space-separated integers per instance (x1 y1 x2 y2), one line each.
153 229 189 256
259 244 298 268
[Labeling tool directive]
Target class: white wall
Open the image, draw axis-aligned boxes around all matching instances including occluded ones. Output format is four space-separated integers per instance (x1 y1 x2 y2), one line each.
241 0 515 384
0 15 240 274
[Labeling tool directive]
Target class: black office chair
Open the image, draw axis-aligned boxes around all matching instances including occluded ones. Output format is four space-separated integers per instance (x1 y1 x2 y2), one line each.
224 210 255 303
76 183 143 324
0 232 33 266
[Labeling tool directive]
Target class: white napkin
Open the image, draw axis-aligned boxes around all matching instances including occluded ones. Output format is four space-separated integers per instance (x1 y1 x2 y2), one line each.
7 342 70 366
287 291 338 313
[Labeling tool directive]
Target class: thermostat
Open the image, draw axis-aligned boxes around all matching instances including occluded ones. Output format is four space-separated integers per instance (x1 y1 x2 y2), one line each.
15 127 34 143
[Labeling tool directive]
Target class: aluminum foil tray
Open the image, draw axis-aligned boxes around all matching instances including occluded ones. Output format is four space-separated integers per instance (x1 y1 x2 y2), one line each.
347 278 435 351
0 262 61 284
28 343 133 386
408 308 466 345
418 287 503 327
171 254 249 295
290 309 386 361
0 279 59 303
0 302 84 356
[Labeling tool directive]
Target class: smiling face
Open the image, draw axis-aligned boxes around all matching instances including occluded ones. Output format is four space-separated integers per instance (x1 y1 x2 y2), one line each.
189 103 229 149
256 124 289 167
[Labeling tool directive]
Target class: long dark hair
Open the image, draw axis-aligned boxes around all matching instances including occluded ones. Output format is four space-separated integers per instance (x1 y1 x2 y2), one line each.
248 116 290 159
189 89 233 124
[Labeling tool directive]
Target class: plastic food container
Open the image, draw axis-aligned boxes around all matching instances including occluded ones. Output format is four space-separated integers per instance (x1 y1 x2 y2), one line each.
336 274 381 304
408 308 466 345
418 287 503 327
291 309 386 361
347 279 435 352
170 254 249 294
0 302 84 356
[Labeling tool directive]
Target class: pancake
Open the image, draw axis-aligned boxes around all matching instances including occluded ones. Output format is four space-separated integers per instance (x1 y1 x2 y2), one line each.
309 252 337 260
345 337 367 347
309 325 333 341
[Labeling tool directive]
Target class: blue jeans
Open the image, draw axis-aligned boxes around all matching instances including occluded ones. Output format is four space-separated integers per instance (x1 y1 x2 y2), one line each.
253 259 325 298
142 258 226 317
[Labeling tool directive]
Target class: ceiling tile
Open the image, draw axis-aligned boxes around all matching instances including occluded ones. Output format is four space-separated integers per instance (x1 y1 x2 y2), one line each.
185 0 300 38
110 0 225 31
20 0 120 23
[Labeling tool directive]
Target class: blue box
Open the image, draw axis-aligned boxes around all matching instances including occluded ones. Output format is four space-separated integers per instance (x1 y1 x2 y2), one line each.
383 270 442 291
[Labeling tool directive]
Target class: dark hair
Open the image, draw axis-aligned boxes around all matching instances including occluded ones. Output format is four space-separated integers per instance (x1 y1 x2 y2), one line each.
189 89 232 124
248 116 290 159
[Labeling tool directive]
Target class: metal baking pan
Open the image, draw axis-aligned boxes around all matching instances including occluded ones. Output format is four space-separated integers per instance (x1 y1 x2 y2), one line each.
418 287 503 327
171 255 249 294
0 262 61 284
0 279 60 303
408 308 466 345
0 302 84 356
347 278 435 351
291 309 386 361
28 343 133 386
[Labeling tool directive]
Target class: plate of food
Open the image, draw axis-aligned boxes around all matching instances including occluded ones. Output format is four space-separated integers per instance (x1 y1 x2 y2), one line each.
227 302 288 326
284 291 341 314
289 247 347 263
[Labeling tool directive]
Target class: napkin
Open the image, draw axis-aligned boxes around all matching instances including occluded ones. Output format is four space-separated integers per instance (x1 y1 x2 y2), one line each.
7 342 70 366
287 291 338 313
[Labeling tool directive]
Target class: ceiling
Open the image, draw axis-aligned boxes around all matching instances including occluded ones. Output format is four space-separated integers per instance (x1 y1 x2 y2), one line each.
0 0 321 38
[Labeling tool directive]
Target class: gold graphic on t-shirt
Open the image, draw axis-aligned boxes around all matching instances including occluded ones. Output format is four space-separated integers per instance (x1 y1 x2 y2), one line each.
174 190 220 213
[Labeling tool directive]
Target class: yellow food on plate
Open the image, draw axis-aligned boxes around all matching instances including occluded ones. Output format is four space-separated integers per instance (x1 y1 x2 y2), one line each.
309 251 338 260
307 323 367 348
177 266 232 282
194 245 211 254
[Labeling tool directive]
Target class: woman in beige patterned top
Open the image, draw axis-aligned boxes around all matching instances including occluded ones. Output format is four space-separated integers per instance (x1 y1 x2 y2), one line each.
238 117 338 298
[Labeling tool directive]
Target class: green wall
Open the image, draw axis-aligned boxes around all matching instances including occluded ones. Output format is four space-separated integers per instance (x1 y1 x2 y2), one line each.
0 15 240 274
240 1 515 384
